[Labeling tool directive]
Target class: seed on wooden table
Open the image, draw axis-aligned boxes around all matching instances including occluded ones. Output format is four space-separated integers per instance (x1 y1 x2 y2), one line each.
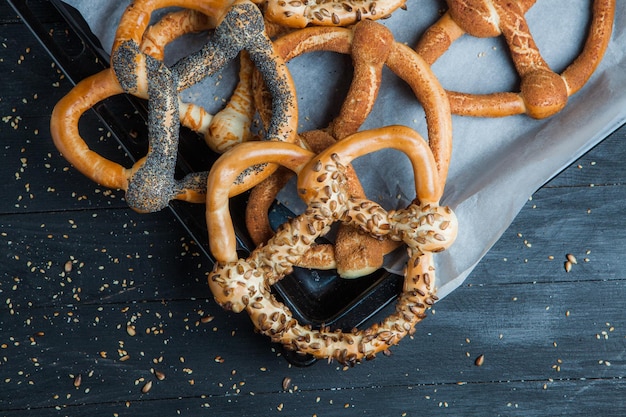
566 253 577 264
64 261 72 273
474 354 485 366
141 380 153 393
155 370 166 381
73 374 82 388
282 376 291 391
126 325 136 337
564 261 573 273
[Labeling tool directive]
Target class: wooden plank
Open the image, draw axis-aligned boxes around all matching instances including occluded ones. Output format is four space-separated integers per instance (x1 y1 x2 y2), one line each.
474 184 626 284
0 112 134 214
2 314 626 416
2 272 626 409
545 125 626 188
0 208 213 307
3 378 626 416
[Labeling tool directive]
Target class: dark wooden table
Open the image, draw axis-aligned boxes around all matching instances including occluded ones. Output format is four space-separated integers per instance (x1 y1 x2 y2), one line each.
2 1 626 415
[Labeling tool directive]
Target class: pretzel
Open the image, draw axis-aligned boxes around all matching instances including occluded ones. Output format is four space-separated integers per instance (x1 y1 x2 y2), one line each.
50 8 216 210
51 0 298 213
141 9 257 154
247 20 452 277
110 0 299 210
415 0 615 119
262 0 407 28
207 125 457 363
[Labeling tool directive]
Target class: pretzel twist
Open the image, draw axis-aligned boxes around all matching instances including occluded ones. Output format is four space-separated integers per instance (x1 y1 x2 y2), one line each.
51 0 298 213
415 0 615 119
207 126 457 363
247 20 452 277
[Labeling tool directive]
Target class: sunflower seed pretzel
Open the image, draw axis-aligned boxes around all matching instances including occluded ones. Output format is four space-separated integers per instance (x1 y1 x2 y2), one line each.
206 126 458 363
262 0 408 28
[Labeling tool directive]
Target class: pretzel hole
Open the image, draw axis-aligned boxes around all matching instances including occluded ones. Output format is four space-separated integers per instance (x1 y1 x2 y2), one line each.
524 1 589 74
77 104 139 166
283 51 353 131
265 201 404 326
432 35 520 94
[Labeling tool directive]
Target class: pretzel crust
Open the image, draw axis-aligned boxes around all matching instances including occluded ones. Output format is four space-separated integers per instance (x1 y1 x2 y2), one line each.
263 0 407 28
415 0 615 119
51 0 299 213
247 20 452 277
207 126 457 363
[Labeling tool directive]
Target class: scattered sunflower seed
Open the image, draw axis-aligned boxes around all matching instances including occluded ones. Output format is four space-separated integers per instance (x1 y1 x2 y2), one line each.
474 354 485 367
282 377 292 391
141 380 153 394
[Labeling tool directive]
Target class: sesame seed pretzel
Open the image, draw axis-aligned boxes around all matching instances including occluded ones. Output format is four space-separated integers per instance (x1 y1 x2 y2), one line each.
51 0 298 213
415 0 615 119
247 20 453 277
262 0 408 28
206 125 458 363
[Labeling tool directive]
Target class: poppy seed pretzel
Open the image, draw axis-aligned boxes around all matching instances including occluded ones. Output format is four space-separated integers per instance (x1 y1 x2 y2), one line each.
108 0 297 211
50 9 214 208
140 8 257 154
415 0 615 119
207 126 458 363
247 20 452 277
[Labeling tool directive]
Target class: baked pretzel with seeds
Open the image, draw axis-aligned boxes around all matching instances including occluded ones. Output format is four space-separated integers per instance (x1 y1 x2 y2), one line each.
262 0 408 28
247 20 452 277
415 0 615 119
51 0 298 213
141 8 257 154
207 125 458 363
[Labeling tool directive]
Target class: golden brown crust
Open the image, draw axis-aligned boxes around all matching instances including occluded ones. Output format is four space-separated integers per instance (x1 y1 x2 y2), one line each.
206 126 457 363
415 0 615 119
247 21 451 277
263 0 407 29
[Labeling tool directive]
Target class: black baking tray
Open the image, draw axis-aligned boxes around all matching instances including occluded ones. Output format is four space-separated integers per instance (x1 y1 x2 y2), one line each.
11 0 404 366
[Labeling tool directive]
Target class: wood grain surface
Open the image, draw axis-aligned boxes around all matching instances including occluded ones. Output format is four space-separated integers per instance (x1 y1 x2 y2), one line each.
1 1 625 416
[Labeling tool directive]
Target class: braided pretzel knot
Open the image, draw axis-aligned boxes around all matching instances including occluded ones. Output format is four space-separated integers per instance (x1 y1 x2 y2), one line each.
415 0 615 119
50 0 298 213
248 20 453 277
207 126 458 363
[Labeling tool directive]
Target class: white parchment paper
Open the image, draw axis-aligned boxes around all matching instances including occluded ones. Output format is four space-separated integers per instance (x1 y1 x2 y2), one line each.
64 0 626 299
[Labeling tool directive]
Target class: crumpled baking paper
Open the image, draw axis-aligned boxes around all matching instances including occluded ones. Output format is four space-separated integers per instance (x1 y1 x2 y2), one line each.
63 0 626 299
